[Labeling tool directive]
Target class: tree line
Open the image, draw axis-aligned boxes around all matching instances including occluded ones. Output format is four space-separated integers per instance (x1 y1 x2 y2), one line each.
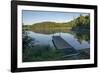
23 15 90 31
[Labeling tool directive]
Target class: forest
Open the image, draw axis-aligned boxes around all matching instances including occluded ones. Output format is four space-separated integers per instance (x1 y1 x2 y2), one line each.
23 15 90 33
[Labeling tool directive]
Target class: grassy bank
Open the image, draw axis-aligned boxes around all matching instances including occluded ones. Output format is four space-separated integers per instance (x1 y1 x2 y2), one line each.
22 45 65 62
23 44 90 62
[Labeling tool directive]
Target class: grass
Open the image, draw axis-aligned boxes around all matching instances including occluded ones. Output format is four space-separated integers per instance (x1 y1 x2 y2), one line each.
22 45 64 62
23 44 90 62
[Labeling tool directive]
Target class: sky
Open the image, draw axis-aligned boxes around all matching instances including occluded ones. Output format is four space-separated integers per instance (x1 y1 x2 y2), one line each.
22 10 89 25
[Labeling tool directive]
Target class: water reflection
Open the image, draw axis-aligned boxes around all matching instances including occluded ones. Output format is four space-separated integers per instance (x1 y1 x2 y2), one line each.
26 31 90 50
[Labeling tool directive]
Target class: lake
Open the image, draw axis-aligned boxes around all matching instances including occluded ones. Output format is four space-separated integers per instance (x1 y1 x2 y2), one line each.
26 31 90 50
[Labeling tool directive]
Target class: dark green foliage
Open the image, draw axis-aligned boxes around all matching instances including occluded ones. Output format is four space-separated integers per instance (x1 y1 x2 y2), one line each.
22 31 35 53
22 44 90 62
74 15 90 27
23 45 65 62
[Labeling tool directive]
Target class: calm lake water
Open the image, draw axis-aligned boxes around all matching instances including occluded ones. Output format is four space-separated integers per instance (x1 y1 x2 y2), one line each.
26 31 90 50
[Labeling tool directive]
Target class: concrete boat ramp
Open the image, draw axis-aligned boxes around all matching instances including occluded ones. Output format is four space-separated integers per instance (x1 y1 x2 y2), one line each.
52 36 79 57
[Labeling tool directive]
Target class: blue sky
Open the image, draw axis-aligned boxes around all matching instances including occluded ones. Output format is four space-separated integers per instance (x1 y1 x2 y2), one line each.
22 10 89 25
